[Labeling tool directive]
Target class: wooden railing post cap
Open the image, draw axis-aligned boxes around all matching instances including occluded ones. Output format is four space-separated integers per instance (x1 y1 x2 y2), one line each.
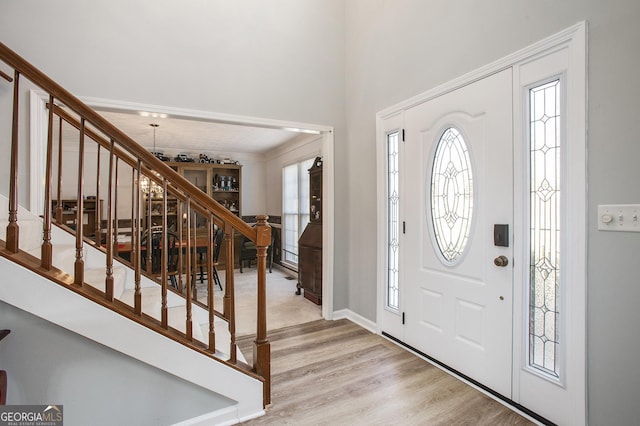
255 215 271 246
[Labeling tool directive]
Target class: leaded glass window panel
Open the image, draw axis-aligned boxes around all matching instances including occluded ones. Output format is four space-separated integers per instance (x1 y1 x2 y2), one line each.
387 131 400 310
529 79 561 378
430 127 474 264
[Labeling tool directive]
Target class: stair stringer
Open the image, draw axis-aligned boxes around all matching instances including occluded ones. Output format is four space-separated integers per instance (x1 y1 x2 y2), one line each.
0 256 265 424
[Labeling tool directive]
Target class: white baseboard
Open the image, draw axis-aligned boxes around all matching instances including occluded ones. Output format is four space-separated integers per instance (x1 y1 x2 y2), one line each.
172 404 265 426
332 309 377 334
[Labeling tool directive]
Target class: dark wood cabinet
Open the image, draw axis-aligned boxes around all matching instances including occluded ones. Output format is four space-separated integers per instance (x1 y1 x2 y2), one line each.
298 157 323 304
144 162 242 230
52 198 103 237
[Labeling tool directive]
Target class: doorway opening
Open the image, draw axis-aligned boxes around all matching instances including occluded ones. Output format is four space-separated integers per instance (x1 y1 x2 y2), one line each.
29 94 335 324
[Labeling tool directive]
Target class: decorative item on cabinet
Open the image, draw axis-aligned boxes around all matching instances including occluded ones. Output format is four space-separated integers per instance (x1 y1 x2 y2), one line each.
297 156 323 304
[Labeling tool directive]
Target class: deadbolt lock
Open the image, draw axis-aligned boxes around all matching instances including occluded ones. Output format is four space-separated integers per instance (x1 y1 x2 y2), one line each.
494 255 509 267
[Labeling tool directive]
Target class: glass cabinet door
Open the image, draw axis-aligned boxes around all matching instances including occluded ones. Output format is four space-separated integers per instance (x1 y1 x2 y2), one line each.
182 168 209 193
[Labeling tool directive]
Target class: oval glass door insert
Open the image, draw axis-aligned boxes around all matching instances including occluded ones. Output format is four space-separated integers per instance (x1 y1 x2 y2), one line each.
430 127 474 264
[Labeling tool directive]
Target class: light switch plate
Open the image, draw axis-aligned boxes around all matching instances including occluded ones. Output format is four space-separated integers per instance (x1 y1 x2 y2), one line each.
597 204 640 232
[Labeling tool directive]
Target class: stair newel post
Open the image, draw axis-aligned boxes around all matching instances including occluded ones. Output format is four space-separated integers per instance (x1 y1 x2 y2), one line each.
40 95 54 270
6 70 20 254
253 215 271 406
160 179 168 329
134 160 142 315
73 118 86 286
185 197 193 340
207 213 216 353
224 222 237 363
55 117 63 224
104 139 115 301
95 144 101 246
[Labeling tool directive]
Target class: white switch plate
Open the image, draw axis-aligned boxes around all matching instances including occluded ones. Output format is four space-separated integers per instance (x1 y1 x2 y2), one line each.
597 204 640 232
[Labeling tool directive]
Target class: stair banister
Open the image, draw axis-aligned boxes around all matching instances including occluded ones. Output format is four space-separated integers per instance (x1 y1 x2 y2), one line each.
0 42 254 241
0 40 272 406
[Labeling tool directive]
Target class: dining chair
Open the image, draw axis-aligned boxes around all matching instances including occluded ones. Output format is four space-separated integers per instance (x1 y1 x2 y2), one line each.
196 226 225 291
141 226 181 288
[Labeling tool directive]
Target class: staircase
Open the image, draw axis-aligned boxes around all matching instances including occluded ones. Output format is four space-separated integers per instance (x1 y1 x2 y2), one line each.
0 42 271 424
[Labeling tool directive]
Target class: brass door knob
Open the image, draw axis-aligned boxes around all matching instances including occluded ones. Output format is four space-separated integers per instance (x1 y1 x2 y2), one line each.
494 255 509 267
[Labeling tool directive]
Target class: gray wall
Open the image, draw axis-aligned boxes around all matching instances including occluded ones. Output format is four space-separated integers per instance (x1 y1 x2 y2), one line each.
2 1 640 424
345 1 640 425
0 301 233 426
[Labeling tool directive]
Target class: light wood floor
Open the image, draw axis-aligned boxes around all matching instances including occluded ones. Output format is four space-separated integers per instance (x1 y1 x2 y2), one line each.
238 319 534 425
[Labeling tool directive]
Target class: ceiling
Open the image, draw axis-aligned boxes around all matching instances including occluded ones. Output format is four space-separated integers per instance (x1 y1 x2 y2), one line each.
95 109 309 157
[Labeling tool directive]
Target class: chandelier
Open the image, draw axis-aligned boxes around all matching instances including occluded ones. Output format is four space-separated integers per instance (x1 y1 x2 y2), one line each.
140 123 164 195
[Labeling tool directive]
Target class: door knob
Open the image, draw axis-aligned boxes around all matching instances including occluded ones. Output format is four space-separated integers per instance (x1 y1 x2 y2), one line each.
494 255 509 267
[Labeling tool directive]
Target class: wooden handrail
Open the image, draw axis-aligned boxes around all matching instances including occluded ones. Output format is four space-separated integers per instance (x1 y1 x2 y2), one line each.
0 41 255 241
0 68 11 82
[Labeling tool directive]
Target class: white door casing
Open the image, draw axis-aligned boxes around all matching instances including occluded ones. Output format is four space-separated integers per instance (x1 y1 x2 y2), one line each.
512 41 587 425
376 22 586 425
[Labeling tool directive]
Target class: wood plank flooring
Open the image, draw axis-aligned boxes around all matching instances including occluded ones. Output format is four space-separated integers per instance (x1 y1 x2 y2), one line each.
237 319 534 425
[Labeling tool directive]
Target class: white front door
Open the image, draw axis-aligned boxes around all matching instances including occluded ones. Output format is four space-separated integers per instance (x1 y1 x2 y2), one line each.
378 24 586 425
403 69 514 397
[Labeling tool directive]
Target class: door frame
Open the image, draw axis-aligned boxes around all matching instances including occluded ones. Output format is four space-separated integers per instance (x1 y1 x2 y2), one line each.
29 93 336 320
376 22 586 423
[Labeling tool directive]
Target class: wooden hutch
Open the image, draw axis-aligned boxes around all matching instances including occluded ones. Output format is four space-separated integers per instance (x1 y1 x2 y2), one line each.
297 157 323 304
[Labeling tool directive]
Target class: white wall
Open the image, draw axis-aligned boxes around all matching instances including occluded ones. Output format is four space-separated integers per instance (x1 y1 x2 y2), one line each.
344 1 640 425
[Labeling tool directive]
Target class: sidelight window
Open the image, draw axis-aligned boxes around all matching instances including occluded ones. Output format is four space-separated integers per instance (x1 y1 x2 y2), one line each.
528 79 561 378
386 131 400 310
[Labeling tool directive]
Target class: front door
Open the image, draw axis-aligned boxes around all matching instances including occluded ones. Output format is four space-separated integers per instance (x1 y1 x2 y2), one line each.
403 69 514 397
